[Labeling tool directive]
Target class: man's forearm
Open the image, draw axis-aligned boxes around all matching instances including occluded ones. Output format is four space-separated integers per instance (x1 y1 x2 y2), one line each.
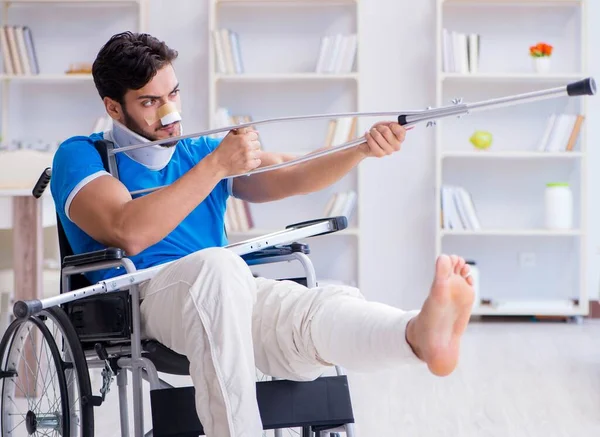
234 145 367 203
115 154 226 254
285 145 367 195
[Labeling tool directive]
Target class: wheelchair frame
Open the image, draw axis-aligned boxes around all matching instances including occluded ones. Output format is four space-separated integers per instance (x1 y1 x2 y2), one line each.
6 140 358 437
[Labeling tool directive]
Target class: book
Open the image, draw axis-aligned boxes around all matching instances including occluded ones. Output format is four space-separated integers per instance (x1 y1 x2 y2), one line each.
0 25 40 76
324 190 357 220
442 29 480 74
315 33 357 74
441 185 481 231
225 197 255 233
537 113 584 152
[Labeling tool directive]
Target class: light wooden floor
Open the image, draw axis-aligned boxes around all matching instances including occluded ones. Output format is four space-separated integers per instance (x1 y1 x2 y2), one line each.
348 318 600 437
90 318 600 437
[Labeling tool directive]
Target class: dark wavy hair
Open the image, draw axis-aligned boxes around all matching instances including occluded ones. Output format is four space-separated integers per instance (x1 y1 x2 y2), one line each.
92 31 178 104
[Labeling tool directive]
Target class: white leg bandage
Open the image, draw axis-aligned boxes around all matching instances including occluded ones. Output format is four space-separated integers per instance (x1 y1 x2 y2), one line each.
252 278 423 380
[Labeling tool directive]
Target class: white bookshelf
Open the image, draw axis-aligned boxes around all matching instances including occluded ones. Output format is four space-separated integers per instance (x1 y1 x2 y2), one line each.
435 0 589 316
0 0 147 272
208 0 363 287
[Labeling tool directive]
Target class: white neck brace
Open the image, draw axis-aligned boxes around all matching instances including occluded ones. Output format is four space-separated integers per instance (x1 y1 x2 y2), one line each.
105 119 179 171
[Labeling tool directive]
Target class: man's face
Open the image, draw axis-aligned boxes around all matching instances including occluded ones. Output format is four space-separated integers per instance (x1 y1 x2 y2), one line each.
119 63 182 147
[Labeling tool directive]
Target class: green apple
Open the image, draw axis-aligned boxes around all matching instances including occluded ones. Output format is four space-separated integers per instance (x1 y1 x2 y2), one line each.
470 130 493 149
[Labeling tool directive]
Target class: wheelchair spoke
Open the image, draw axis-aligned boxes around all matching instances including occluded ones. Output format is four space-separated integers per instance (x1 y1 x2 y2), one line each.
30 336 59 417
7 411 27 433
37 359 59 417
14 331 36 412
26 327 41 409
31 333 54 414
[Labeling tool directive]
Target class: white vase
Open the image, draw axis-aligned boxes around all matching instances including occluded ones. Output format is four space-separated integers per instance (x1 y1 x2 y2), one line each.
533 56 551 74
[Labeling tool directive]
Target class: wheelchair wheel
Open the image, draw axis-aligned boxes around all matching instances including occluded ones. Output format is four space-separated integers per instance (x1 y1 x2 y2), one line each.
0 306 94 436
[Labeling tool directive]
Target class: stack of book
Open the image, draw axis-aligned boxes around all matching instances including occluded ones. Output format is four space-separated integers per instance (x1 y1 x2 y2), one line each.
314 33 358 74
442 29 480 74
212 28 244 75
0 25 39 75
536 113 585 152
324 117 358 147
212 108 356 149
323 190 357 221
225 196 254 234
212 108 259 142
440 185 481 231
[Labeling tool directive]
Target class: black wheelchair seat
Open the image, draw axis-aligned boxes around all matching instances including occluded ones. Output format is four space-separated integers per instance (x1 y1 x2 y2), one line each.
142 339 190 375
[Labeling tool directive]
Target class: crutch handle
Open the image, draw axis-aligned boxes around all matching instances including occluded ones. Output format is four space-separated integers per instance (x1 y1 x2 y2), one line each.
567 77 596 97
13 299 43 319
32 167 52 199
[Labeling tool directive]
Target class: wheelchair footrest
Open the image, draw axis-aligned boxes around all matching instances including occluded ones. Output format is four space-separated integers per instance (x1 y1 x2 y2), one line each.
150 375 355 436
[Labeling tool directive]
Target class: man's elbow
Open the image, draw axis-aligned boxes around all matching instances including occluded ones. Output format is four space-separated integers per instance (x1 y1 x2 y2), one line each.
120 239 146 257
112 222 150 257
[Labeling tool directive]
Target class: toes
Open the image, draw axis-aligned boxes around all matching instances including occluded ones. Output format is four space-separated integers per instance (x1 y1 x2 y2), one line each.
449 254 459 270
460 264 474 287
449 254 464 274
460 263 470 277
436 254 453 278
455 257 466 275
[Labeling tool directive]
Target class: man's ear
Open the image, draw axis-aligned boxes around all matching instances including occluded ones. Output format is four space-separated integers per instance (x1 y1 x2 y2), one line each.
104 97 123 121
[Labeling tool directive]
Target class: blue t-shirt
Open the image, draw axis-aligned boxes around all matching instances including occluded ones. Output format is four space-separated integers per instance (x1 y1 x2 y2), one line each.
50 132 230 284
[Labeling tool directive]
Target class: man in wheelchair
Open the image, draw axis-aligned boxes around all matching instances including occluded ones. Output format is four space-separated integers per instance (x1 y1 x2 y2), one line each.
49 32 475 436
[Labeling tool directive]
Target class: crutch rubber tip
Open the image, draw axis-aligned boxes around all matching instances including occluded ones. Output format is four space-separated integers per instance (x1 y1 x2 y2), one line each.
567 77 596 97
13 300 42 319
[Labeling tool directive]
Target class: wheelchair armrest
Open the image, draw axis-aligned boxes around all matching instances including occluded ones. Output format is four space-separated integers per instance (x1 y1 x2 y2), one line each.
241 242 309 263
62 247 125 268
285 216 348 236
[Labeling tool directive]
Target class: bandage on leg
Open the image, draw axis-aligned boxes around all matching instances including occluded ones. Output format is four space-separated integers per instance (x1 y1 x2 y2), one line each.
144 101 182 126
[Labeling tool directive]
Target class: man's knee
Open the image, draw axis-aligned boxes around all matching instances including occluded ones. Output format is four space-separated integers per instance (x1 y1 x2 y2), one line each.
142 247 255 301
181 247 249 279
183 247 256 300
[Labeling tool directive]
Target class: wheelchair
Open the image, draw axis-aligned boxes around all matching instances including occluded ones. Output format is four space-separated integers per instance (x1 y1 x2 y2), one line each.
0 140 357 437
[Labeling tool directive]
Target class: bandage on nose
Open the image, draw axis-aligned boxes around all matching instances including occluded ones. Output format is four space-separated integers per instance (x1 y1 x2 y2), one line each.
144 101 182 126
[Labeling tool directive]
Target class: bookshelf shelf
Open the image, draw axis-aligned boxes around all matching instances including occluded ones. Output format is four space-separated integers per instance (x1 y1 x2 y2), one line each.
472 299 582 317
209 0 362 288
0 73 94 82
435 0 589 316
442 0 582 6
442 151 583 159
214 73 359 83
442 229 581 237
441 73 586 82
2 0 141 3
216 0 357 5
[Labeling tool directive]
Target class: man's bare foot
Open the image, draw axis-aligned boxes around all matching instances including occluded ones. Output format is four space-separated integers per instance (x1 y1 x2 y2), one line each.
406 254 475 376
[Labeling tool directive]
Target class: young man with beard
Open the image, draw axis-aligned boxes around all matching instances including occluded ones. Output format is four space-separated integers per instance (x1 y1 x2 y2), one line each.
51 32 475 436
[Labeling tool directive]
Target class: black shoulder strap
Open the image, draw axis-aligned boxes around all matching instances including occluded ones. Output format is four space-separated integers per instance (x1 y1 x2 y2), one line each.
93 139 119 179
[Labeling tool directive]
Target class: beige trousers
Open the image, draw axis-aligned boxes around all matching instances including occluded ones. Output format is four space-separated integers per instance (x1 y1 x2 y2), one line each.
139 247 422 437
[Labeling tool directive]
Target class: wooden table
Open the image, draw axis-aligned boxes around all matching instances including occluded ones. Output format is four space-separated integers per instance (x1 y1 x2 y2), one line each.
0 188 44 397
